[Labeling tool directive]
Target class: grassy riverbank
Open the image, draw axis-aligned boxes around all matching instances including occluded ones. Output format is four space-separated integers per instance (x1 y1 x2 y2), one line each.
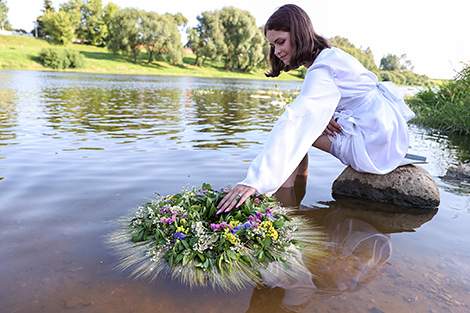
0 35 303 81
407 64 470 134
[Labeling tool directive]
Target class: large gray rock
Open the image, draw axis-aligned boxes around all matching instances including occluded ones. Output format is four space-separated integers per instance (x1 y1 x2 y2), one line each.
332 165 440 208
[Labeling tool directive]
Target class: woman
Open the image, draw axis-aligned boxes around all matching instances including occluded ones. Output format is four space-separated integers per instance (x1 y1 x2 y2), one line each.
217 4 414 213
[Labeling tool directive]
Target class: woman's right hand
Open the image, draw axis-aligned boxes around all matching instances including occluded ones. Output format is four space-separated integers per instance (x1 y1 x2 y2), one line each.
216 185 256 214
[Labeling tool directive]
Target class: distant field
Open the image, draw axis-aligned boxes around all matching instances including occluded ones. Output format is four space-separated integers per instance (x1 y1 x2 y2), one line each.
0 35 303 81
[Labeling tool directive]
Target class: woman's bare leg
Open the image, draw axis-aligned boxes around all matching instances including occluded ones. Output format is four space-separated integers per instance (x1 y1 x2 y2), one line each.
313 134 332 153
281 154 309 188
281 134 331 188
281 135 331 188
275 134 332 205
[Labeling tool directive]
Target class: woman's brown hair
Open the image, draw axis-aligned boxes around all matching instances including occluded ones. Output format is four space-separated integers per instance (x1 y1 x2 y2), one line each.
264 4 331 77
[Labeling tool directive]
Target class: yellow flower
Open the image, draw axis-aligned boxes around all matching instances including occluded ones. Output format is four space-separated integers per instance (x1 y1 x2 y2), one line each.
229 220 241 228
260 221 278 241
225 233 240 245
176 226 189 234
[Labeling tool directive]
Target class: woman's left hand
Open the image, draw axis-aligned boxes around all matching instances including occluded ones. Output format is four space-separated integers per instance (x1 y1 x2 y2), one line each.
216 184 256 214
323 117 342 137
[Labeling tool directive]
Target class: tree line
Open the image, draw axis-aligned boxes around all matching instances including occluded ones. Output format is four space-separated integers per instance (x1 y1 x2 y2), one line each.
0 0 431 85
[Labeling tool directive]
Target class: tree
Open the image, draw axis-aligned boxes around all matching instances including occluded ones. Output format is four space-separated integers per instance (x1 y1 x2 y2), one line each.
380 53 415 72
139 11 185 65
34 0 55 37
240 25 268 72
107 8 142 63
0 0 11 30
380 53 401 71
140 11 162 63
102 2 119 43
76 0 108 45
218 7 258 71
330 36 378 73
160 13 186 65
187 10 226 66
141 11 187 65
59 0 82 30
40 9 75 44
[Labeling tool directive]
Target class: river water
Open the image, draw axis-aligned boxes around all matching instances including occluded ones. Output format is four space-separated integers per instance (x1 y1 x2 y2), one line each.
1 71 469 313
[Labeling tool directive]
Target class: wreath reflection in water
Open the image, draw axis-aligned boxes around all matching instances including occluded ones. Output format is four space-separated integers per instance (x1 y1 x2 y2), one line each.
107 184 324 292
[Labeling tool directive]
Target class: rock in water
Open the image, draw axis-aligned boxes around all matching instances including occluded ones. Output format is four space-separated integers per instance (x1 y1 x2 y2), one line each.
332 165 440 208
442 163 470 183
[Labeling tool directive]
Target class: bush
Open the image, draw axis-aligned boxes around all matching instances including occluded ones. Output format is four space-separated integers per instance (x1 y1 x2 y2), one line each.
39 48 85 69
66 49 85 68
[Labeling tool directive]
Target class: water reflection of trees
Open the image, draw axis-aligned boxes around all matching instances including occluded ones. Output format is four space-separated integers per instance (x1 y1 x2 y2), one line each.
43 86 185 138
191 89 283 133
40 83 288 149
0 87 19 145
189 89 284 149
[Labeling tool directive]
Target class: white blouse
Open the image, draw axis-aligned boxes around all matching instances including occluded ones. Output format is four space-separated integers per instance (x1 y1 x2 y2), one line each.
239 47 414 196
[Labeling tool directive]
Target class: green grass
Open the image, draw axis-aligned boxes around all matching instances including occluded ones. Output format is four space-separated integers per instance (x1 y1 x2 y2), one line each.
0 35 302 81
407 64 470 134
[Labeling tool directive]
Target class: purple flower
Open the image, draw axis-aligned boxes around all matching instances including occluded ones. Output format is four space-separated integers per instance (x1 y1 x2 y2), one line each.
242 222 253 230
181 214 187 219
233 225 242 234
266 213 275 220
211 223 221 230
174 232 185 240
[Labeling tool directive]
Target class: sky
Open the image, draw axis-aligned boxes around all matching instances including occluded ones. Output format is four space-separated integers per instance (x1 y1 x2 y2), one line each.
6 0 470 79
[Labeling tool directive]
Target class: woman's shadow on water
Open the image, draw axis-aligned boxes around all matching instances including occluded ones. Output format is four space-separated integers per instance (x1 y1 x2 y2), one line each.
246 178 438 313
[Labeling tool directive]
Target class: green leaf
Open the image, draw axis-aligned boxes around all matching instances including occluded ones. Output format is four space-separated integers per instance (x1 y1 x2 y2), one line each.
206 197 212 209
217 236 226 250
183 254 190 266
263 236 272 249
131 227 145 242
181 240 189 249
244 206 251 215
204 259 210 271
273 220 285 228
209 205 217 218
241 255 252 264
257 251 265 262
226 249 239 261
264 250 274 262
175 253 184 264
197 252 205 262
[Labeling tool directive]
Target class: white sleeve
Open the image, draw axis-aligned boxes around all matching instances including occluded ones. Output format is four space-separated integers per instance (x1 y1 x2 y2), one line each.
239 65 341 196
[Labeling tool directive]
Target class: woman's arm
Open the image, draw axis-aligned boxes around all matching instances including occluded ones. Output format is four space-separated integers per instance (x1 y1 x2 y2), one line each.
217 65 341 213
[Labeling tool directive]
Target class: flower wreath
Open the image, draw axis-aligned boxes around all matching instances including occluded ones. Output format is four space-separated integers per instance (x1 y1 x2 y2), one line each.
107 184 322 291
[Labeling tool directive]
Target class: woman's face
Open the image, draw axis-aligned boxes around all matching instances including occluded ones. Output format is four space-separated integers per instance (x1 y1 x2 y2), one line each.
266 30 292 65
